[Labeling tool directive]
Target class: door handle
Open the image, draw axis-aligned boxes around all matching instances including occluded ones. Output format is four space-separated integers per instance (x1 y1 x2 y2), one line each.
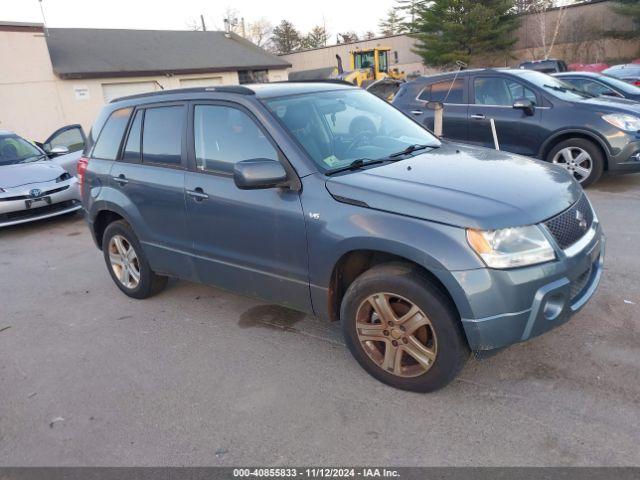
470 114 486 120
411 110 423 116
187 188 209 201
113 174 128 185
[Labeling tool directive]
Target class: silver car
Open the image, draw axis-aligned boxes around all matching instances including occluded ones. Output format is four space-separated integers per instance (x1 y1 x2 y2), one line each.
0 130 81 227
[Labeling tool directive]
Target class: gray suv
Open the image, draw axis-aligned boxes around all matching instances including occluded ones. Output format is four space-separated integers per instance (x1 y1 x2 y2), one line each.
80 83 604 392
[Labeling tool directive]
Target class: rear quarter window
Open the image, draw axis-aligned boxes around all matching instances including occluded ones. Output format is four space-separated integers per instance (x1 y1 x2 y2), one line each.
418 79 465 104
91 107 133 160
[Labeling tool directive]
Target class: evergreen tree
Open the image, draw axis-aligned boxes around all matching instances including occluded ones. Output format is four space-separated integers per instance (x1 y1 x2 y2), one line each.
379 8 407 36
271 20 302 54
408 0 520 66
302 25 330 49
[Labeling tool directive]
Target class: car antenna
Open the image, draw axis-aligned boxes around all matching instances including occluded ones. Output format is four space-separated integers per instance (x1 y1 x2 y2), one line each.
443 60 467 103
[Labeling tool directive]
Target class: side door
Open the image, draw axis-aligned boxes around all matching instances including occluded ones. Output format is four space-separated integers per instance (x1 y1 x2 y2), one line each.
414 77 469 142
184 101 311 312
109 103 195 280
467 74 543 156
40 124 86 156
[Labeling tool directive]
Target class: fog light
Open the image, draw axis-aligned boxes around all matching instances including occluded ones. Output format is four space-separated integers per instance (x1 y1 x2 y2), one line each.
543 294 565 321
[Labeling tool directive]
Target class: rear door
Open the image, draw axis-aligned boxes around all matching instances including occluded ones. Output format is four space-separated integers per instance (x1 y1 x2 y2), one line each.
184 101 311 312
467 74 543 156
109 103 195 280
413 77 468 142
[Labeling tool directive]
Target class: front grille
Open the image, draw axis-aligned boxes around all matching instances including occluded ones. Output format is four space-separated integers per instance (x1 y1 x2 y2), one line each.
570 264 593 302
0 184 70 202
0 199 79 223
544 194 594 249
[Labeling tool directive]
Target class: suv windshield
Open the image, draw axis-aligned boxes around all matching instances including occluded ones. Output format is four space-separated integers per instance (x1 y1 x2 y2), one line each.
264 89 441 172
511 70 592 101
0 134 45 166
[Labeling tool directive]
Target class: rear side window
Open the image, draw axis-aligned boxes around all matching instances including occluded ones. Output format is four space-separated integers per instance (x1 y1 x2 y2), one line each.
122 110 143 162
418 79 465 104
91 108 132 160
194 105 278 173
142 106 184 166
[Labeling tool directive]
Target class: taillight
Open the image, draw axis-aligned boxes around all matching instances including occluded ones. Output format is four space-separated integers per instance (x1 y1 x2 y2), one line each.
634 80 640 87
77 156 89 195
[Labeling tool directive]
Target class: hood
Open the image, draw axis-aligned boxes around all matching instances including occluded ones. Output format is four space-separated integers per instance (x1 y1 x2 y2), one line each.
575 95 640 113
325 143 581 230
0 162 65 189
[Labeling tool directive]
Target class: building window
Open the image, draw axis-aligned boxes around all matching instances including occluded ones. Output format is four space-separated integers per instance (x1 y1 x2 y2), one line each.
238 70 269 84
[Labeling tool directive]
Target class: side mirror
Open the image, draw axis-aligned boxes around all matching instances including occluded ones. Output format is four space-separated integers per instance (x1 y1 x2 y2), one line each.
48 146 70 156
513 98 535 116
233 159 288 190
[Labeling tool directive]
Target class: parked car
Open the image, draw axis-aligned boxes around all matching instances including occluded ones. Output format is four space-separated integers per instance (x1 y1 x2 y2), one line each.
553 72 640 102
393 68 640 186
80 83 604 392
0 130 81 227
519 59 568 73
602 64 640 86
567 63 609 73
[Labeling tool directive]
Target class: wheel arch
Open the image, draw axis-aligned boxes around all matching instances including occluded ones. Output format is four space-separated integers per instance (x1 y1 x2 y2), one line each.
91 204 133 250
539 129 610 170
325 248 472 327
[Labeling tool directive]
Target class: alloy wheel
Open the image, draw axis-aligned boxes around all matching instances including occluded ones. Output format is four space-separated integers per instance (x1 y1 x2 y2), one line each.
108 235 141 289
355 293 437 378
552 147 593 183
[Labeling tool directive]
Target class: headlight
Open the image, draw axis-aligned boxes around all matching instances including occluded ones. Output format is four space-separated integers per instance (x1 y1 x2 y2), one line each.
602 113 640 132
466 225 556 269
56 172 71 183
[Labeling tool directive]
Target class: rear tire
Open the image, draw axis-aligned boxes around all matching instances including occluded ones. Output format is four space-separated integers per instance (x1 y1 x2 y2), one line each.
340 262 469 392
547 138 604 188
102 220 167 299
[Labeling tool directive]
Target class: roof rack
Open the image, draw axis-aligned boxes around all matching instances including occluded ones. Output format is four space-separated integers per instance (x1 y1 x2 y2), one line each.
110 85 255 103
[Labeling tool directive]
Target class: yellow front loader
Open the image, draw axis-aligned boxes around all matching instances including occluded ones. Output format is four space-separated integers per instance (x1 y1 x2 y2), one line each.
288 47 406 101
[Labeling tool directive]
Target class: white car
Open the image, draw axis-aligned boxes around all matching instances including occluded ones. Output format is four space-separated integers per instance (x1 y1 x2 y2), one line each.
0 130 82 227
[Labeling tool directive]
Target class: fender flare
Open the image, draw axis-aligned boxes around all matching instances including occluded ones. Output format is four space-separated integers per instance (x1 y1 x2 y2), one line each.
538 128 611 162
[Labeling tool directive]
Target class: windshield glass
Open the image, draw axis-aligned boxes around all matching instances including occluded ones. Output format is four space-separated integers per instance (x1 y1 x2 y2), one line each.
263 89 440 172
0 134 44 166
511 70 592 101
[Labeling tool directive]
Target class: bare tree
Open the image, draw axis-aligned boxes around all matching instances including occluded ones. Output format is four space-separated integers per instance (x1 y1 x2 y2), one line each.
246 18 273 47
524 0 569 60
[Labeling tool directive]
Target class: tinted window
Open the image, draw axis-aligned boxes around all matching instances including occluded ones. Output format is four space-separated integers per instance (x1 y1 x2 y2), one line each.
123 110 143 162
194 105 278 173
418 79 464 104
142 106 183 166
474 77 537 106
92 108 132 160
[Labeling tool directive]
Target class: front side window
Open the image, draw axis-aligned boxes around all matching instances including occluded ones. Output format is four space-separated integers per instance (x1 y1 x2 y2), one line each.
0 134 44 166
194 105 278 173
418 79 465 104
92 108 132 160
474 77 537 106
264 89 440 172
142 106 183 166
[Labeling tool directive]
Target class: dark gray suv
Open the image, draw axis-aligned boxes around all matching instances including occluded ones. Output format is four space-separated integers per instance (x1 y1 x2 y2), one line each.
80 83 604 392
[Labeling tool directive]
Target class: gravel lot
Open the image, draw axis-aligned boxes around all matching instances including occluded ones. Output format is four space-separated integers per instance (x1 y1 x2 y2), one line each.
1 174 639 467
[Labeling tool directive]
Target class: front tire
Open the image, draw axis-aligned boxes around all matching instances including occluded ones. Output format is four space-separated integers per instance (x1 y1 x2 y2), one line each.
547 138 604 188
102 220 167 299
340 263 469 392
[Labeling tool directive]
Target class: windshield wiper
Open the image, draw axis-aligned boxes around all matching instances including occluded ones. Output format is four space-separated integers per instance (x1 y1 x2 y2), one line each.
18 154 48 164
387 144 433 158
326 158 384 176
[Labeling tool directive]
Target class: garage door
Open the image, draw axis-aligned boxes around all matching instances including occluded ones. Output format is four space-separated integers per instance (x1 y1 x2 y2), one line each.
102 81 158 103
179 77 223 88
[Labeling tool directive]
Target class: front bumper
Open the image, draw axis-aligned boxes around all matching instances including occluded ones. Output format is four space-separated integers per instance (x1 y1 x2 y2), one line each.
608 138 640 174
457 223 605 351
0 178 81 227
